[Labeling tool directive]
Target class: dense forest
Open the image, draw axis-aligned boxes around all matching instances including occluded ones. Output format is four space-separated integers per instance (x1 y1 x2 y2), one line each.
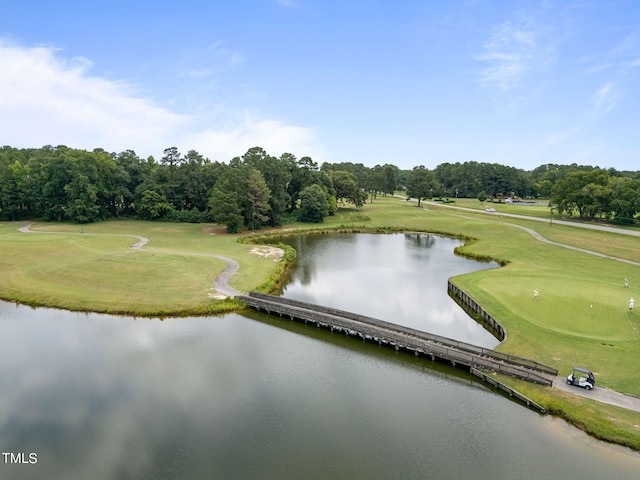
1 145 639 229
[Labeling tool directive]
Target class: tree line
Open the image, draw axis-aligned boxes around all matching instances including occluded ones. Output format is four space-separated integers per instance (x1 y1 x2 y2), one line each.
0 145 365 231
1 145 639 228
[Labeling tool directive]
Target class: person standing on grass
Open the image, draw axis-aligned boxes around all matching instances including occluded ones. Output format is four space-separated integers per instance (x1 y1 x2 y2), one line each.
534 288 538 300
625 278 629 288
630 297 635 312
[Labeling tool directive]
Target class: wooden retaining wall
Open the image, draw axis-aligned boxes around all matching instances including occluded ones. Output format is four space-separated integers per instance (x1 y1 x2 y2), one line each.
471 368 546 413
447 281 507 342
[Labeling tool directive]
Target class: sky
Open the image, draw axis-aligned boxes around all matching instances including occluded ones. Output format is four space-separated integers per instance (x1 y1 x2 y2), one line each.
2 0 639 171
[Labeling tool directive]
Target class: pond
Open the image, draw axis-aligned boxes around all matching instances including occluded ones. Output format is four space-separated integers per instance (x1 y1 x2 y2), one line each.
1 233 638 479
278 232 499 347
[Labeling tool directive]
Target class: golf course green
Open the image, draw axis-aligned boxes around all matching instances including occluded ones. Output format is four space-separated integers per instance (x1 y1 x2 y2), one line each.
1 196 639 449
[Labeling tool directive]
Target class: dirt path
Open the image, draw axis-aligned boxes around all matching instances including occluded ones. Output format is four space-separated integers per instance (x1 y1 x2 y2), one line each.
18 223 242 298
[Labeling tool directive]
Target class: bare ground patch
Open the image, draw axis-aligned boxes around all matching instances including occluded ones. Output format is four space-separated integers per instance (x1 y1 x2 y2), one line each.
250 246 284 262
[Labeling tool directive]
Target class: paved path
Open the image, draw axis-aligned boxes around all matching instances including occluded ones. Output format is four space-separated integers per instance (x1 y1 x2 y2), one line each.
400 198 640 266
423 205 640 267
553 376 640 412
18 223 242 298
420 199 640 237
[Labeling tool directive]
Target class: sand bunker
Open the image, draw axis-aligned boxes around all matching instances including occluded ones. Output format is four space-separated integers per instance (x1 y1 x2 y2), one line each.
250 246 284 262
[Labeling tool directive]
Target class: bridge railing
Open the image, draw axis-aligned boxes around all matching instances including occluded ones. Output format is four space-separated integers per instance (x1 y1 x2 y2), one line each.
242 292 557 382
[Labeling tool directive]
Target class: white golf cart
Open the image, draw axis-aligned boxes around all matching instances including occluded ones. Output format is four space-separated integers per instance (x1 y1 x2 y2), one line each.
566 367 595 390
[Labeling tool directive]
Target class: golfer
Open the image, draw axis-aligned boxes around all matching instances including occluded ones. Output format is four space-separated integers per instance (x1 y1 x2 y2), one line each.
630 297 635 312
534 289 539 300
625 278 629 288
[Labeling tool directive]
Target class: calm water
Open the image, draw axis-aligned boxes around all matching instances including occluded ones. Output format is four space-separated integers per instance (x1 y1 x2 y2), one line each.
1 234 639 479
279 233 499 347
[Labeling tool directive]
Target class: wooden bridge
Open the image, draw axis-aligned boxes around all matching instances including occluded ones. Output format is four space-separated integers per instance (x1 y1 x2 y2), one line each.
238 292 558 391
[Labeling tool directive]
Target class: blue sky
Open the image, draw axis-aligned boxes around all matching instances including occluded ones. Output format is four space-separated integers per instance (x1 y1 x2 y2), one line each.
2 0 639 171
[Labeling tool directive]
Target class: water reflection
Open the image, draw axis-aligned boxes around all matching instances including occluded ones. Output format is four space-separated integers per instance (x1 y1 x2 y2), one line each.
1 302 639 480
279 233 498 347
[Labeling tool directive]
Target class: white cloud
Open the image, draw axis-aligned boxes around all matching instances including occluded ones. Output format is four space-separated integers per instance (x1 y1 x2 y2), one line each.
182 114 324 162
476 18 552 91
0 41 187 154
592 82 617 117
0 40 320 162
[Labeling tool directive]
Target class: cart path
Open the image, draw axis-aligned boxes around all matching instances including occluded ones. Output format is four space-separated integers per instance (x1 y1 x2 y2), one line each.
452 213 640 267
418 199 640 237
553 376 640 412
413 199 640 266
18 222 242 298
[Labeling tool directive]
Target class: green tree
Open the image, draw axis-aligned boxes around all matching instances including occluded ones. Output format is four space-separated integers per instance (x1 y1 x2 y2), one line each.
242 147 291 225
382 164 399 195
113 150 150 215
180 150 208 211
406 166 439 207
208 165 273 231
364 165 386 203
329 170 366 207
246 168 271 230
298 184 329 222
0 159 31 220
551 169 610 218
609 177 640 224
137 190 175 220
209 188 244 233
64 164 99 223
287 155 322 212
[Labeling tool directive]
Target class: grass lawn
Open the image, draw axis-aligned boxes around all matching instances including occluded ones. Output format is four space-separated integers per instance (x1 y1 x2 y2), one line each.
0 221 281 315
1 197 639 448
